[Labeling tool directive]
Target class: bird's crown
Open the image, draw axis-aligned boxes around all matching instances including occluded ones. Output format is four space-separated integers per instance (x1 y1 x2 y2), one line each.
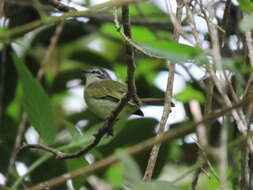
82 66 112 85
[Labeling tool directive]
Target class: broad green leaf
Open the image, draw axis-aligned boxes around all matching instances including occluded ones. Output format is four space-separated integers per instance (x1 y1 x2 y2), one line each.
240 13 253 32
174 85 205 103
101 23 202 62
238 0 253 12
132 180 180 190
13 55 57 144
105 164 124 188
139 41 202 62
116 150 142 187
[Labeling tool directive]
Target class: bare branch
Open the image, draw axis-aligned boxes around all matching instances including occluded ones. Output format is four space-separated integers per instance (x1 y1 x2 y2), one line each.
142 0 183 180
245 31 253 68
189 100 208 146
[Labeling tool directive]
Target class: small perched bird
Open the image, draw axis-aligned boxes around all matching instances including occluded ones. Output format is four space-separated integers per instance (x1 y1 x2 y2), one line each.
82 67 174 119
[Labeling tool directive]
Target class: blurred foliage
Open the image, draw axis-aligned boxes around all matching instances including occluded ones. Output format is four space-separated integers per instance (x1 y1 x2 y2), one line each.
0 0 252 190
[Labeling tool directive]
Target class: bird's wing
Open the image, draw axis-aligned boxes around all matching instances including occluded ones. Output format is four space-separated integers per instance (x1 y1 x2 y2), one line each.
86 80 137 107
86 80 125 100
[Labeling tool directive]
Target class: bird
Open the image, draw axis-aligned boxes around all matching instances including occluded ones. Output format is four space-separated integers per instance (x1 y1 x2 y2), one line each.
82 67 174 120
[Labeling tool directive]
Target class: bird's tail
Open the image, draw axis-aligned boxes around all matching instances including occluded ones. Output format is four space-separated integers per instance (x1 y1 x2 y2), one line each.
140 98 175 107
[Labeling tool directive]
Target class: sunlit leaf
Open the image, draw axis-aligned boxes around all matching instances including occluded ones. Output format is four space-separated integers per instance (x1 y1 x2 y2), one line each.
105 164 124 188
174 85 205 103
238 0 253 12
0 27 7 35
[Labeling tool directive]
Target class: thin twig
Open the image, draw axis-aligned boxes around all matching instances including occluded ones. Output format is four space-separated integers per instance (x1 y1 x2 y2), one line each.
218 117 228 190
194 140 220 180
38 21 64 80
47 0 77 12
165 0 195 45
142 0 182 180
142 62 175 180
184 0 202 47
189 100 208 146
5 113 28 180
26 95 253 190
113 8 166 59
121 5 141 106
245 31 253 68
171 159 204 184
191 162 207 190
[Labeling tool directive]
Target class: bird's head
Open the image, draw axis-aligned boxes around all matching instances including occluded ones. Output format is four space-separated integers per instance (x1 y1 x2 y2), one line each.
82 67 112 85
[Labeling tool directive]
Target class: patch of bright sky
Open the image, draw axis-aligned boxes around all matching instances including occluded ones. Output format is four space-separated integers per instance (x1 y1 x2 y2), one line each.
0 17 9 28
90 0 108 6
176 63 206 81
193 15 209 34
25 127 39 144
87 39 104 52
85 153 95 164
184 132 197 144
15 161 29 177
151 0 177 14
0 173 6 185
63 84 85 114
155 71 185 93
229 35 242 50
142 101 186 125
76 119 89 129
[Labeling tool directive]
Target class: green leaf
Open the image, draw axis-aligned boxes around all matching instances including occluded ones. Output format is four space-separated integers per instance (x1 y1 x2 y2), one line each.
240 13 253 32
132 180 180 190
129 3 167 19
238 0 253 12
174 85 205 103
116 150 142 186
101 23 202 62
138 41 202 62
105 164 124 188
65 158 88 189
0 27 7 35
222 57 252 74
13 55 57 144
